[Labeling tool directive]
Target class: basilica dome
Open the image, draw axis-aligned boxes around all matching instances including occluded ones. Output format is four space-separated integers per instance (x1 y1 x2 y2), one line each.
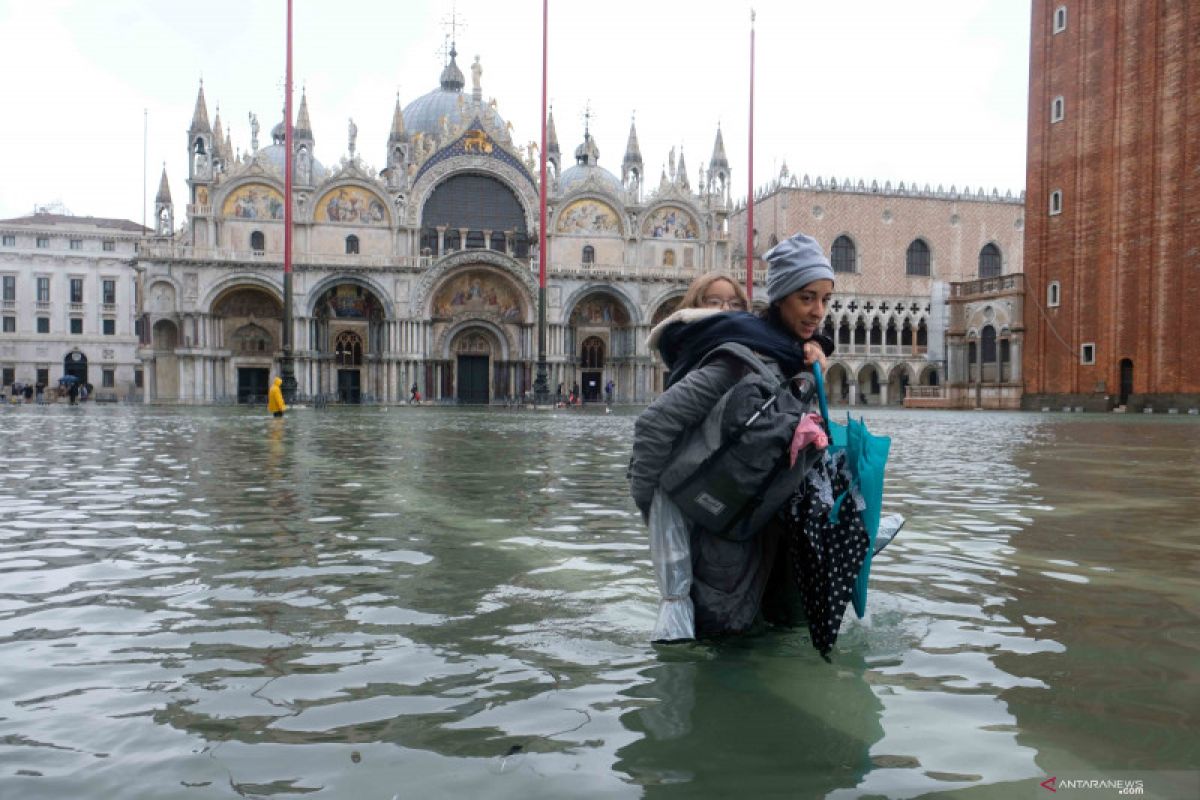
403 48 506 141
558 133 622 197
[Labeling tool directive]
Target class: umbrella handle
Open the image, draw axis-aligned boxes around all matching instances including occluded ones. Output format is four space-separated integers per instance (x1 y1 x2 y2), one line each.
812 361 831 429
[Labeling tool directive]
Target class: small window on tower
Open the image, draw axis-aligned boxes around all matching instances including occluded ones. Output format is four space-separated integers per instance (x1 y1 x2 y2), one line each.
1048 281 1061 308
1051 96 1065 123
1049 190 1063 216
1080 343 1095 365
1053 5 1067 33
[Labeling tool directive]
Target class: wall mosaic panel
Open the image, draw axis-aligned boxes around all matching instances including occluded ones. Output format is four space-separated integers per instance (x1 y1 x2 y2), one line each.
644 206 699 239
433 270 523 322
555 199 620 235
222 184 285 220
316 186 389 225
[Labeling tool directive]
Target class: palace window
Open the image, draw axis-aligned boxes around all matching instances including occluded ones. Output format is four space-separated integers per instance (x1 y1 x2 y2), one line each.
1 235 14 247
905 239 931 276
831 235 856 273
36 237 49 249
345 235 359 255
70 318 83 335
581 336 606 369
103 319 116 336
102 279 116 305
37 277 50 303
102 240 115 252
69 239 83 250
1047 280 1061 307
979 243 1002 279
37 317 50 333
582 245 595 265
250 231 265 252
2 275 14 302
70 278 83 303
334 330 364 366
2 316 14 333
102 369 115 388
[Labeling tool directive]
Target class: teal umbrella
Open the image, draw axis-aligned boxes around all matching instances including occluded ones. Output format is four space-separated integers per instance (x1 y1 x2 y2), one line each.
812 363 892 619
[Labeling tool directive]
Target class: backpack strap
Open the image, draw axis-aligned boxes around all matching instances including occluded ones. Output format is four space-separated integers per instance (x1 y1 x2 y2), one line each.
693 342 785 385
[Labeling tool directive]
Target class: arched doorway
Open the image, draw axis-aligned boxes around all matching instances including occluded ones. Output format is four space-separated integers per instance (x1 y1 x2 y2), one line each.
313 283 386 403
825 363 849 404
212 286 283 404
152 318 180 401
580 336 606 402
569 290 631 403
63 350 87 387
334 330 364 403
452 328 496 404
649 296 683 394
857 364 881 405
887 364 912 406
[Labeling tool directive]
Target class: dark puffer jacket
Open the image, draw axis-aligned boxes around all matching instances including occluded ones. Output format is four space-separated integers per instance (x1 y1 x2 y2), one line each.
630 309 816 636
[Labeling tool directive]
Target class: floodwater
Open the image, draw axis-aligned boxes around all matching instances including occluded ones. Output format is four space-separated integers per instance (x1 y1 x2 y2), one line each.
0 404 1197 799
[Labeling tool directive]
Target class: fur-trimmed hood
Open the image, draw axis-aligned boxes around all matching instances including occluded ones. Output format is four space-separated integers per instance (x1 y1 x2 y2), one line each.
646 307 723 356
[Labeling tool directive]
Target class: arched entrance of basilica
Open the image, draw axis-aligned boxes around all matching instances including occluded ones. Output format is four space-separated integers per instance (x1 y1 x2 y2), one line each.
430 266 529 404
212 286 283 404
313 283 386 403
567 290 634 404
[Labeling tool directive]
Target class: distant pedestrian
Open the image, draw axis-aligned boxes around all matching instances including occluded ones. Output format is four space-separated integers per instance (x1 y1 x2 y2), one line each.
267 377 287 418
604 379 614 404
67 382 79 405
409 383 420 404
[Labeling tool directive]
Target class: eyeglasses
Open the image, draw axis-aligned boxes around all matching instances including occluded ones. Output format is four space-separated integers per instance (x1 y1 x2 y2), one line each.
702 296 746 311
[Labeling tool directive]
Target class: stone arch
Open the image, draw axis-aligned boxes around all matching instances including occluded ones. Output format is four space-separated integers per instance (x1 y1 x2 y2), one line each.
428 265 529 328
305 273 395 319
146 279 180 314
857 362 884 403
918 364 940 386
825 362 850 403
202 273 283 314
649 291 686 328
561 283 642 327
436 318 512 361
313 182 391 226
887 362 916 405
410 159 538 234
152 318 179 351
413 249 536 320
218 179 286 221
552 195 626 238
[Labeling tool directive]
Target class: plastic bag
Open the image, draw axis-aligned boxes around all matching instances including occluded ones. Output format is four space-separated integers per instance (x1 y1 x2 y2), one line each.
649 488 695 642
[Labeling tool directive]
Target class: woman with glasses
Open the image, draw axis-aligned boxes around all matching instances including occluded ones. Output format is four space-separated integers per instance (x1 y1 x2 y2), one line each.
631 237 836 641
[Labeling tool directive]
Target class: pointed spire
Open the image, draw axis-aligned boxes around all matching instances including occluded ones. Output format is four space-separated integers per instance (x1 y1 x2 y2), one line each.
212 105 226 162
709 124 728 170
294 89 313 139
190 80 211 133
676 147 690 190
546 106 560 156
388 93 406 143
622 115 642 167
440 42 465 91
225 130 233 161
155 164 172 204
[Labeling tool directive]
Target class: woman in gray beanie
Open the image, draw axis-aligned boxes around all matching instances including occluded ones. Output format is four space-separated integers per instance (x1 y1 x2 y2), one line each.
762 232 835 370
630 232 838 640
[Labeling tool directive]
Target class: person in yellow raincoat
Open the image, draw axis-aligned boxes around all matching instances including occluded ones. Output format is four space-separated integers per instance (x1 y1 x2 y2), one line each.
267 377 287 418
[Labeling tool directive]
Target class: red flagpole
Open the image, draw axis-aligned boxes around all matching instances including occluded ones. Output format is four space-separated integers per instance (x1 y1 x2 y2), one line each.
746 9 755 302
532 0 550 403
280 0 296 400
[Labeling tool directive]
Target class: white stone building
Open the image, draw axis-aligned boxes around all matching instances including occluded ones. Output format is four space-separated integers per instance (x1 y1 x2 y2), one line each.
136 45 732 404
0 209 147 399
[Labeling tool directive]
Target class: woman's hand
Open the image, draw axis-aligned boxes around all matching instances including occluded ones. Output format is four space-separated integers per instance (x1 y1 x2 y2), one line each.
804 340 827 371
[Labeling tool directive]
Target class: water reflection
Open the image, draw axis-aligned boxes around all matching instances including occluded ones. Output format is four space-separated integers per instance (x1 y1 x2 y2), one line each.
0 405 1196 798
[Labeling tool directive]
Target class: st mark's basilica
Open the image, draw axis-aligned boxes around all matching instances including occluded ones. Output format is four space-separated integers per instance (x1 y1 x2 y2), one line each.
137 43 734 405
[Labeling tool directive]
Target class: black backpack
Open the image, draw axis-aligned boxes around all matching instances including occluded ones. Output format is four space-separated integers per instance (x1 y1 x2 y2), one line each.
660 343 820 541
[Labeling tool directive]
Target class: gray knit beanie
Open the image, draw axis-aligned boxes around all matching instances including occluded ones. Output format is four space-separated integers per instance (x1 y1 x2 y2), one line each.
764 232 835 305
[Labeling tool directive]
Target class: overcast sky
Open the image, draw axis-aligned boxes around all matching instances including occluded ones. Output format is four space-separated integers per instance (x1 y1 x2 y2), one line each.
0 0 1031 225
